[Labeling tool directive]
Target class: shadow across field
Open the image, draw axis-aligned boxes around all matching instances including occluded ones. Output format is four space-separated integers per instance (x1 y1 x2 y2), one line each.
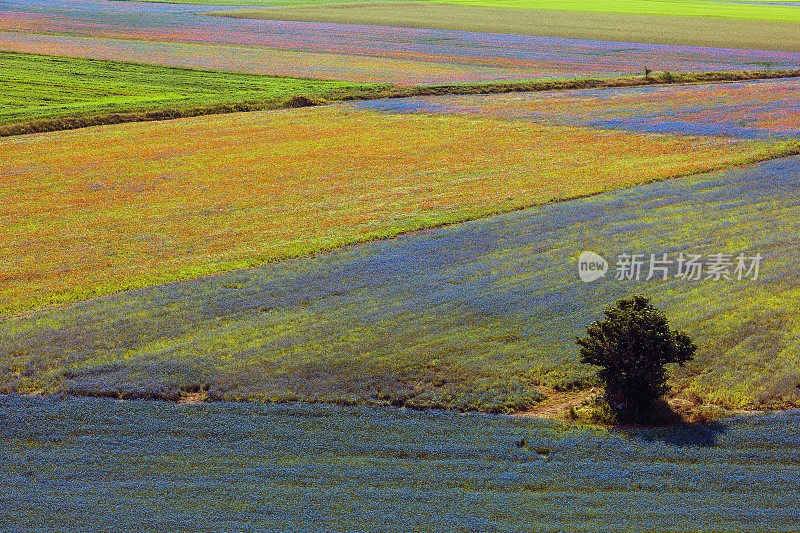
613 422 728 448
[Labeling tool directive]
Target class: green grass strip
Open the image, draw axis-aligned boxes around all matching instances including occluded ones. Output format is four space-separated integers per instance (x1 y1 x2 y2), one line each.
0 51 388 136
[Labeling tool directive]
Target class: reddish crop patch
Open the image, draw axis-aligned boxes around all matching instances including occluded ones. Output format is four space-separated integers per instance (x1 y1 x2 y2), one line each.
0 106 778 315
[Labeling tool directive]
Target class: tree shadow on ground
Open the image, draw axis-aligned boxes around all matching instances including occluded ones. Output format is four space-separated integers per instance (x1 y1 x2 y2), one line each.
600 400 730 447
610 421 728 448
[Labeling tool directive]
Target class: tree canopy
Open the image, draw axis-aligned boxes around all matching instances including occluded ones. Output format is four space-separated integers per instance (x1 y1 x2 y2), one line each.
577 295 696 421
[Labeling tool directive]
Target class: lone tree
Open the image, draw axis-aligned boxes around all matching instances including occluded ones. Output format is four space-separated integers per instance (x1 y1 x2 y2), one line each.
577 295 696 422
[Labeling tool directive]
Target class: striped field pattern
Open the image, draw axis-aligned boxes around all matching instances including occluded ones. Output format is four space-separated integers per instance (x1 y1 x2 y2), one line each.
3 156 800 411
2 104 780 316
4 0 800 82
2 0 800 529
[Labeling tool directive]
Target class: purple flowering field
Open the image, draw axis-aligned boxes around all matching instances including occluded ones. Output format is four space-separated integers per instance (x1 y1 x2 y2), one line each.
349 76 800 138
3 0 800 82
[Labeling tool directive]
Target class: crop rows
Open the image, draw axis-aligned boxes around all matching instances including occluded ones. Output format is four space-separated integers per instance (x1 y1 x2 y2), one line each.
2 0 800 529
0 51 383 132
4 0 800 83
0 103 781 317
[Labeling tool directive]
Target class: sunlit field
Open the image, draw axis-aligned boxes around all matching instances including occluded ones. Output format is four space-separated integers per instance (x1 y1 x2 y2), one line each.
0 51 384 134
5 0 800 83
3 0 800 530
3 156 800 412
2 0 800 412
0 31 543 85
218 1 800 52
349 77 800 139
1 105 787 317
116 0 800 24
418 0 800 20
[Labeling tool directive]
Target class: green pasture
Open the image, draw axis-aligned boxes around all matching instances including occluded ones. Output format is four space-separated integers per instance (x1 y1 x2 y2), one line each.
428 0 800 21
212 3 800 51
0 51 385 135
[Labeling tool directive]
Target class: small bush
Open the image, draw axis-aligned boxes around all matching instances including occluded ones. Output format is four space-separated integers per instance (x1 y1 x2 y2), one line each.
690 404 729 424
283 95 320 108
589 400 619 425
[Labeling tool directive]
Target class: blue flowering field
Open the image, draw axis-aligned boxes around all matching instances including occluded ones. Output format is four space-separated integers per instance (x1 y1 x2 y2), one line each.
348 77 800 140
1 395 798 532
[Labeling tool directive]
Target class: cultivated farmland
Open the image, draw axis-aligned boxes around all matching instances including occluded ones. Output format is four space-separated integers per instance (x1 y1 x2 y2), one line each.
0 106 787 316
350 77 800 139
5 0 800 82
2 0 800 529
1 396 799 532
218 0 800 52
3 156 800 411
0 51 384 134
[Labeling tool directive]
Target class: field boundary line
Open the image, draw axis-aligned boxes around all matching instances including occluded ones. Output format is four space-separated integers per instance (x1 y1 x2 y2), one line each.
3 68 800 137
